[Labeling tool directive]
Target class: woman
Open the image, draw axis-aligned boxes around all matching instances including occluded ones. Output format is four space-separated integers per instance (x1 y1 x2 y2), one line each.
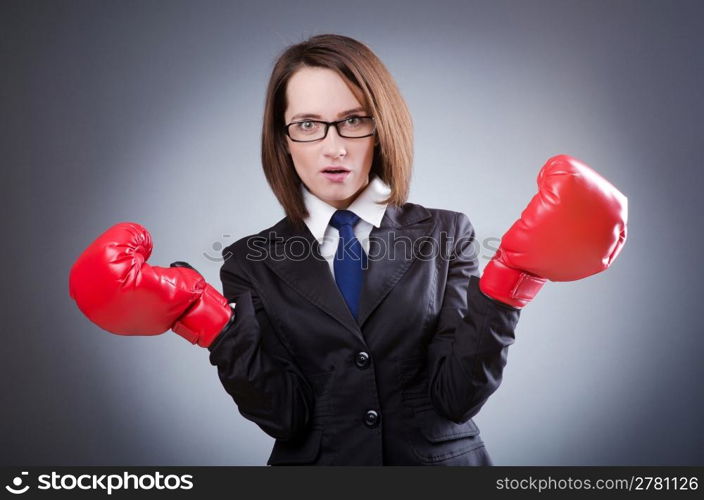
209 34 519 466
69 34 627 466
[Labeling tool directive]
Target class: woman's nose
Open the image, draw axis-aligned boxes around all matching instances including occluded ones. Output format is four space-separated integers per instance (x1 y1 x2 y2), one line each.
322 124 347 158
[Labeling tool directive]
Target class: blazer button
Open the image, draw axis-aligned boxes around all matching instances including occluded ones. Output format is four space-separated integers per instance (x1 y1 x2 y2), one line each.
364 409 380 428
354 351 370 369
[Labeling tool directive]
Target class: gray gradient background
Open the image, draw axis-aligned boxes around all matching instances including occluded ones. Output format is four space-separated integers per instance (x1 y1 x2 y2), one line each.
2 0 702 465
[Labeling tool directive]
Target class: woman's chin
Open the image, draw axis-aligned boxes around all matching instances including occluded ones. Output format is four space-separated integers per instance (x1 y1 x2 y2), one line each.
318 190 354 208
315 183 350 198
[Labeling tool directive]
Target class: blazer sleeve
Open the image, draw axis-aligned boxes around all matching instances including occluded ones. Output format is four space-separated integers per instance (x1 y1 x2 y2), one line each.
427 212 521 424
208 245 314 441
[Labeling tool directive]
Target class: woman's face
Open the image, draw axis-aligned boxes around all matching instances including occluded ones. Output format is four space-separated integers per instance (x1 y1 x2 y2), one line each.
284 66 375 210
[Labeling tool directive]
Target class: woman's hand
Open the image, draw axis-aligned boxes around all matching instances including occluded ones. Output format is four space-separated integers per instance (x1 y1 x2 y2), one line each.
69 222 233 348
479 154 628 308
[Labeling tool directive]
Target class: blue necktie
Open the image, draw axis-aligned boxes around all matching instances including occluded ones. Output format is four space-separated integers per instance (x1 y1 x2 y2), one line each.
329 210 367 320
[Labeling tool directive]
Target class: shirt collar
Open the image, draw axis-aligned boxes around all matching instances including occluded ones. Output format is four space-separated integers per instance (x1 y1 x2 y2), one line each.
301 175 391 243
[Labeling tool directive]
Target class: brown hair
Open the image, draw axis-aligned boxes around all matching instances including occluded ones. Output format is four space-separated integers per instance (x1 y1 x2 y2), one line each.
261 33 413 228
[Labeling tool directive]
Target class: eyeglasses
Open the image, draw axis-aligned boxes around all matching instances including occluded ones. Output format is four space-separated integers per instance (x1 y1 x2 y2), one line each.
284 116 376 142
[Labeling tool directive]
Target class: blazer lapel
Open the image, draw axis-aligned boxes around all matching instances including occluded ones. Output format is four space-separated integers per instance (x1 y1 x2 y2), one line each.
259 203 435 338
261 217 362 339
357 204 434 327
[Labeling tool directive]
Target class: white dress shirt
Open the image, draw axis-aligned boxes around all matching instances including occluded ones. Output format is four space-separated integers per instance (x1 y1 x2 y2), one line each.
301 175 391 279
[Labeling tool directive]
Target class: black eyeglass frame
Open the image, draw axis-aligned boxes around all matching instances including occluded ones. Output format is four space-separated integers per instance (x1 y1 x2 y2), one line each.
283 116 376 143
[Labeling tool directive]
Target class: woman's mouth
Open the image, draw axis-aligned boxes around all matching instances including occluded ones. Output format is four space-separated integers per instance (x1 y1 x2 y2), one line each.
321 167 351 182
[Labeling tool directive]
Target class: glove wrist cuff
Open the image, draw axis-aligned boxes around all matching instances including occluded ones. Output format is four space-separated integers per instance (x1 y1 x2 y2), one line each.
479 258 546 308
172 284 233 348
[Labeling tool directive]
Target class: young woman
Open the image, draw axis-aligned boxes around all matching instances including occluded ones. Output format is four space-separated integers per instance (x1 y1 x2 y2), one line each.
209 34 518 466
206 33 626 465
69 34 627 466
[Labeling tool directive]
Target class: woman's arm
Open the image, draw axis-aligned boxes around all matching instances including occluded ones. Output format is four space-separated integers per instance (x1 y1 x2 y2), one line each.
208 245 314 442
427 212 521 423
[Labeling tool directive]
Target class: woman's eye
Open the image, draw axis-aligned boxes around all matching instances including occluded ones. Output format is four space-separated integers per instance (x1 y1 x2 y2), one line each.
296 121 319 132
345 116 361 126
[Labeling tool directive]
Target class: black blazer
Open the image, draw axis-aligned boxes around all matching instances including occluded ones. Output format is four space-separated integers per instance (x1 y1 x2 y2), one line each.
208 202 521 465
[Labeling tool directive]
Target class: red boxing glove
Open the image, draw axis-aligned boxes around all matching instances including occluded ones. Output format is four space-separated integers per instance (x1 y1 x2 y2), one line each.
68 222 233 348
479 155 628 308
